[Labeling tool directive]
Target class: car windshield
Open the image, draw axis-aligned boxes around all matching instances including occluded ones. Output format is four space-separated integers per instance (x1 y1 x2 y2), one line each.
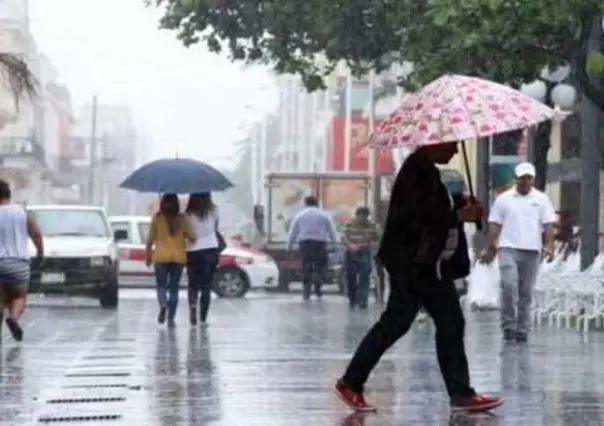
31 209 110 238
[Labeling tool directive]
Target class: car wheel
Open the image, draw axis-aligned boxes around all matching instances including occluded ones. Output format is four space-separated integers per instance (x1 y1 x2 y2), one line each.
99 277 119 309
213 266 250 298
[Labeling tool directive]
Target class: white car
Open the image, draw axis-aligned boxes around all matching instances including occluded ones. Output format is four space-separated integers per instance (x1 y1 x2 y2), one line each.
27 204 120 308
109 215 279 298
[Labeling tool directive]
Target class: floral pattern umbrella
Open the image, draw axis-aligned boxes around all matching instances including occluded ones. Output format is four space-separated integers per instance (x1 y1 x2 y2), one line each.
369 74 557 148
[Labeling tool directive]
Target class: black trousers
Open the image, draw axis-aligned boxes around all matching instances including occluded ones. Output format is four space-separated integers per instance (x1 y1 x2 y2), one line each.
186 248 219 322
299 240 328 298
341 265 475 398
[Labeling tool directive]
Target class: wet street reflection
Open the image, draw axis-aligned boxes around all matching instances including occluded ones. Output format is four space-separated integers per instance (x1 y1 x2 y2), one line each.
1 290 604 425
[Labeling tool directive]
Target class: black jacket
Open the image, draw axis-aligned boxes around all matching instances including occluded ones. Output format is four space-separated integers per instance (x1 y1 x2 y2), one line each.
376 150 470 283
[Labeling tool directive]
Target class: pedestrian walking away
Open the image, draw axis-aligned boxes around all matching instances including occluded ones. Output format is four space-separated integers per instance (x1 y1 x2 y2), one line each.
0 179 44 342
185 193 222 326
334 143 502 413
287 195 339 300
480 162 555 343
342 207 380 309
145 194 196 327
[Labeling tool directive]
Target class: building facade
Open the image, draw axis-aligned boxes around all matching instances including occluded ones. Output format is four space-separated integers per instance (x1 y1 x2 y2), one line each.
71 103 138 214
0 0 66 204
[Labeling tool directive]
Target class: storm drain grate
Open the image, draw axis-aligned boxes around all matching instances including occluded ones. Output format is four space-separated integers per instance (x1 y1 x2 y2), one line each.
65 372 131 378
38 414 122 423
73 364 128 369
83 355 135 360
47 397 126 404
62 384 128 389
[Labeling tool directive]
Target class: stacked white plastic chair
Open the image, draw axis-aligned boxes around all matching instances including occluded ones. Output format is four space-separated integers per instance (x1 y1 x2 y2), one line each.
531 246 604 333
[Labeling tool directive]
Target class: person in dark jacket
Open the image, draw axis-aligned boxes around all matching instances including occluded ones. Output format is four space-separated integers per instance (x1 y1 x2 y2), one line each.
334 142 503 413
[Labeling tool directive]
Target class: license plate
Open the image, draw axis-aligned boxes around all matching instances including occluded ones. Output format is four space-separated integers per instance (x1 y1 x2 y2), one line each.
41 273 65 284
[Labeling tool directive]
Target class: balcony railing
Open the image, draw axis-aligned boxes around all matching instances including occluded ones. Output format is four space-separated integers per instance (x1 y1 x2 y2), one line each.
0 137 46 164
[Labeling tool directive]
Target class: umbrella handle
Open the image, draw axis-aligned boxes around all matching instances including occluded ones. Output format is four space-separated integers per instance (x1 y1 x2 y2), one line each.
461 142 483 231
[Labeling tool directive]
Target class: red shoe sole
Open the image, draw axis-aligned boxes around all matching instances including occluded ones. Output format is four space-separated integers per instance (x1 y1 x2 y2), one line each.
334 387 378 413
451 399 503 413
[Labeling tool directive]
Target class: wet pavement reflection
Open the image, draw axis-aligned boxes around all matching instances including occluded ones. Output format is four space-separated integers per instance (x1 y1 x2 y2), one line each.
1 290 604 425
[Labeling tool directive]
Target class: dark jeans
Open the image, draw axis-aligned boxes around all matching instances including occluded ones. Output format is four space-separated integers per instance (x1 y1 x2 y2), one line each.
187 248 219 322
154 262 184 319
299 240 328 299
341 266 475 399
345 250 372 307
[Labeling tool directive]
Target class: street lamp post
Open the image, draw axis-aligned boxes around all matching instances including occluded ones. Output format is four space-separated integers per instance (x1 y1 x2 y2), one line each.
520 73 604 269
520 75 577 190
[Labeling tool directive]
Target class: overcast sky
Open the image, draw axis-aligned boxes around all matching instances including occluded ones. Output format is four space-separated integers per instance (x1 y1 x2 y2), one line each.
29 0 278 168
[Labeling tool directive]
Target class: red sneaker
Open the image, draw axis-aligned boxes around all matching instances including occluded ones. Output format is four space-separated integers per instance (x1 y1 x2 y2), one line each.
334 381 377 412
451 394 503 412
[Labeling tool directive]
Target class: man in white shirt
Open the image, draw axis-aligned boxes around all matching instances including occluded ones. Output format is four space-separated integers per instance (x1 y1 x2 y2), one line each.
481 162 556 343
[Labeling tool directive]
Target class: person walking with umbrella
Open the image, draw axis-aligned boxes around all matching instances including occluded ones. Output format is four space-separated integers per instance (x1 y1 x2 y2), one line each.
119 157 234 326
334 143 502 413
335 73 561 413
185 193 223 326
145 194 196 327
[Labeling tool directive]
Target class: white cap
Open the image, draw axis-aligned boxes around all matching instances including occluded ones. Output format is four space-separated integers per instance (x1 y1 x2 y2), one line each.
514 162 536 177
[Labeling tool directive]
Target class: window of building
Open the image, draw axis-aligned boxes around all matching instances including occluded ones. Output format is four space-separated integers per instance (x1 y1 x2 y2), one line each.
333 78 370 115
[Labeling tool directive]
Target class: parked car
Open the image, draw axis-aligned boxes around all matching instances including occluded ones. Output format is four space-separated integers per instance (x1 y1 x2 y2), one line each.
27 204 120 308
109 216 279 298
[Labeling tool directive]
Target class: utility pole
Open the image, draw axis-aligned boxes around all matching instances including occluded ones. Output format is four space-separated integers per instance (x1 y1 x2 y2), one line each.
250 124 259 204
259 118 267 205
474 138 490 248
367 70 377 211
579 95 602 270
87 95 98 204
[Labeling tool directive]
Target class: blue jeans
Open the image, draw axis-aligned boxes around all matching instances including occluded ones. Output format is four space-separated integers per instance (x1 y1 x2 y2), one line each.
154 262 184 319
345 250 372 306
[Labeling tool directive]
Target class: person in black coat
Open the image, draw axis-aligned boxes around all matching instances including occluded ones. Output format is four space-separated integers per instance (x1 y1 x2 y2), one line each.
334 142 503 413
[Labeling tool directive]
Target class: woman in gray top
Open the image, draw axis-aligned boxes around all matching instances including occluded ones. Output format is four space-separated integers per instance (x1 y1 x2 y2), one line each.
0 179 44 341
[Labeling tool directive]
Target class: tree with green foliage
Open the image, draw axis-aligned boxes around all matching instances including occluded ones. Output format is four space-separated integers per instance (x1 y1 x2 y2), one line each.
149 0 601 90
150 0 604 187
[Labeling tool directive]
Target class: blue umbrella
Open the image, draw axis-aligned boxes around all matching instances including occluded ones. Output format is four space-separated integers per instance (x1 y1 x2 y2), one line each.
119 158 233 193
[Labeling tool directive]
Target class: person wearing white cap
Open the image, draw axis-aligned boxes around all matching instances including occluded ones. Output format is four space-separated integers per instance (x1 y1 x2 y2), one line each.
480 161 556 343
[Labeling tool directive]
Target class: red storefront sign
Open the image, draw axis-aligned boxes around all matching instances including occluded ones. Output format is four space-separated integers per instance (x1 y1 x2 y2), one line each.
327 115 394 173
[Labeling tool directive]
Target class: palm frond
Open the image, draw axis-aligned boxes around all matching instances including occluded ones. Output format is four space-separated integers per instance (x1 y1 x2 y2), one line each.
0 52 38 109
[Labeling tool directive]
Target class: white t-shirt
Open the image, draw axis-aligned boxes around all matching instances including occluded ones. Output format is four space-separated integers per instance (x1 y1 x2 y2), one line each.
186 210 219 252
0 204 29 259
488 187 555 251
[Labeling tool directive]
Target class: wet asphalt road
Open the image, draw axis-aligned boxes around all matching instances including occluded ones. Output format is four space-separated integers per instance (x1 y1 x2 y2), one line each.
1 290 604 425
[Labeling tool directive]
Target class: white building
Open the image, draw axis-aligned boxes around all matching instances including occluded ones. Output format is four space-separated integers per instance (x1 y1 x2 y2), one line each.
71 103 138 214
247 64 407 204
0 0 48 203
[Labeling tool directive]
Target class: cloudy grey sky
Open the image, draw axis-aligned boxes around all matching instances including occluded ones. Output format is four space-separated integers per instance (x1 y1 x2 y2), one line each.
29 0 278 168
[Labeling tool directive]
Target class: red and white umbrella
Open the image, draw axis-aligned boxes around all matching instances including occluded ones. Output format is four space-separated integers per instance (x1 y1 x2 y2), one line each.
369 74 557 148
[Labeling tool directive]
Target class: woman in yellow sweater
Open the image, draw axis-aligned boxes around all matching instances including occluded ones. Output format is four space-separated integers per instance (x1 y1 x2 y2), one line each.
145 194 196 327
